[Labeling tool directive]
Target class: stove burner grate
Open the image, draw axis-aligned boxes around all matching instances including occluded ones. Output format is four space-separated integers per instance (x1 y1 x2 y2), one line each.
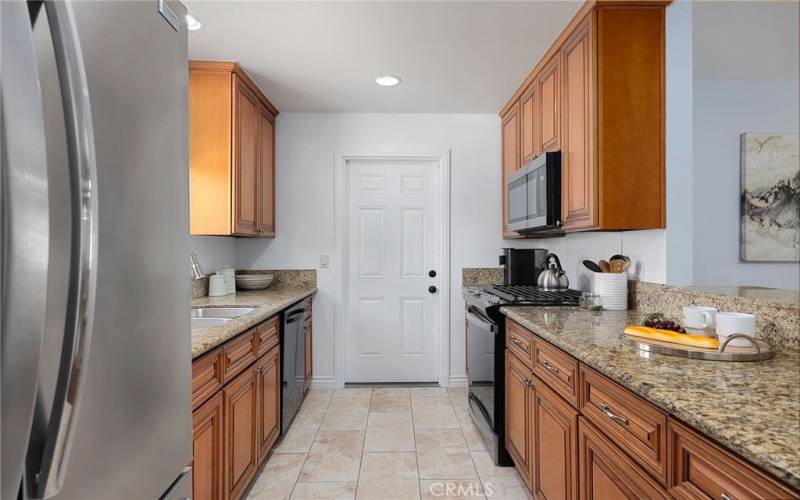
486 285 582 305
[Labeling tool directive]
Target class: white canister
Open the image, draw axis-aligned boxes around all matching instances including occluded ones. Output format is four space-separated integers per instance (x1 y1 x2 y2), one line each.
591 271 628 311
222 267 236 295
208 274 227 297
716 312 757 347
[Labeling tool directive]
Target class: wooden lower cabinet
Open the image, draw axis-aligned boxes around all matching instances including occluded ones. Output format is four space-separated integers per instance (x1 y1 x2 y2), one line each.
578 418 668 499
505 350 533 489
192 314 287 500
193 392 224 500
533 377 578 500
668 420 799 500
224 366 258 500
256 346 280 463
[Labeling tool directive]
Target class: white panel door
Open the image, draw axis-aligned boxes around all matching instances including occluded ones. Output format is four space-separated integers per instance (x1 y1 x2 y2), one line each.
345 159 440 382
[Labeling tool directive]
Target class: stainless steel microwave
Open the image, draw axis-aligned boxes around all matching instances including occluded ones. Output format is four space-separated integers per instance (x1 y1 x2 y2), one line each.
507 151 561 233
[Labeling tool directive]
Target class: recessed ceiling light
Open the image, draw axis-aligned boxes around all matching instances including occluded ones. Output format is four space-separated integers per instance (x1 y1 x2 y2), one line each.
185 14 202 31
375 75 401 87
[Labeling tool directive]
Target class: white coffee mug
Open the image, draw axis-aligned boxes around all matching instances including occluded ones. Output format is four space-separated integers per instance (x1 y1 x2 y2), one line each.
682 306 717 329
716 312 756 347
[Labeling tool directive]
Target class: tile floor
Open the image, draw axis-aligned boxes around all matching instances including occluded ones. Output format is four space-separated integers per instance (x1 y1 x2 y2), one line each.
247 387 531 500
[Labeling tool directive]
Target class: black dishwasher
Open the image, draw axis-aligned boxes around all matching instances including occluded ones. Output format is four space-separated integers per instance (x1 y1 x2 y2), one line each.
281 301 306 433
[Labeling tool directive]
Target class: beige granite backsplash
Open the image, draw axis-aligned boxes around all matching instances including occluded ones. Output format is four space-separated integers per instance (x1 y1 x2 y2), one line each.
630 281 800 351
462 267 504 286
191 269 316 299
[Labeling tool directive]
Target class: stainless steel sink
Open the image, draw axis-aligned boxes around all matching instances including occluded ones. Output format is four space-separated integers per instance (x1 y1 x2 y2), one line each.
191 307 256 319
191 317 233 329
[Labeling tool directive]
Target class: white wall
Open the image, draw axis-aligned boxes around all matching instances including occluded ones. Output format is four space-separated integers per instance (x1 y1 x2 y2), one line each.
693 79 799 289
235 113 667 386
190 236 237 273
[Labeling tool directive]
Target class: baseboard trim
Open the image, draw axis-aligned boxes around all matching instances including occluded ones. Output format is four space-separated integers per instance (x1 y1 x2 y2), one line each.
448 375 468 387
309 376 335 389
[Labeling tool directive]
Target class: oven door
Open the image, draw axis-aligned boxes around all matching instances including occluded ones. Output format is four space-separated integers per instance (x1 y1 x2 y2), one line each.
466 306 497 430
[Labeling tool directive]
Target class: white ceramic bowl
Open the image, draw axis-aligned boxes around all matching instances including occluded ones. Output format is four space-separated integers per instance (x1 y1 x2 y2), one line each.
234 274 274 290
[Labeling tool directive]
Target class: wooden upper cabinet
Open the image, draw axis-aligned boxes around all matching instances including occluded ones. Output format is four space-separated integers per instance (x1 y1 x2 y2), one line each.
233 78 259 236
539 55 561 152
497 2 667 234
189 61 279 237
501 104 522 239
561 15 596 231
520 83 540 163
257 107 275 236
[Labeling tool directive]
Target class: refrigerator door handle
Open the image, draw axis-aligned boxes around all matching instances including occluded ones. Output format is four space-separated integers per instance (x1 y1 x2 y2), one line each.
33 2 100 498
0 3 51 499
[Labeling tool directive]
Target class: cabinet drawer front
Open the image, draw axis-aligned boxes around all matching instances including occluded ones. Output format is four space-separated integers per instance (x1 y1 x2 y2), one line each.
506 320 534 369
533 339 579 407
223 329 257 383
578 417 669 500
192 349 223 410
256 316 279 357
580 365 667 485
668 420 798 500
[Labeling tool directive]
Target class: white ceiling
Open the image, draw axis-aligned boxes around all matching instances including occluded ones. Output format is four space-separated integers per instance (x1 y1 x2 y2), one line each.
693 1 799 80
185 1 582 113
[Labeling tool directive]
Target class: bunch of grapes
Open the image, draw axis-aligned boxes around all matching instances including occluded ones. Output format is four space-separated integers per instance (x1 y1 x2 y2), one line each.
644 318 686 334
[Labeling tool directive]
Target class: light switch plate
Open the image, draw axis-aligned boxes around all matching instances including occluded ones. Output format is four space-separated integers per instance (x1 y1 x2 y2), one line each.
319 254 329 269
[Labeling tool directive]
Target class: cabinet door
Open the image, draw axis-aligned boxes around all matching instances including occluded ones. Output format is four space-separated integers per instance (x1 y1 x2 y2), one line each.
257 106 275 237
256 347 281 463
561 17 596 231
232 77 259 236
505 350 532 489
304 317 312 392
578 418 668 500
193 392 224 500
224 367 258 500
520 83 540 162
501 104 521 239
539 55 561 152
532 378 578 500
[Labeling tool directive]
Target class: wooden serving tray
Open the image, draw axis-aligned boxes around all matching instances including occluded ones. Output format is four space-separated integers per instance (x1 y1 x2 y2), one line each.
621 333 774 362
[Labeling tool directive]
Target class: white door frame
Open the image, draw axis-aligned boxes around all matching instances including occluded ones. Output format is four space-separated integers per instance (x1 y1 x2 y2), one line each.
333 150 451 388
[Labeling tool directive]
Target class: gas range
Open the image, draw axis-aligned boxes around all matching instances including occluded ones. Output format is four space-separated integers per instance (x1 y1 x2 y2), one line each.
464 284 581 319
463 284 582 467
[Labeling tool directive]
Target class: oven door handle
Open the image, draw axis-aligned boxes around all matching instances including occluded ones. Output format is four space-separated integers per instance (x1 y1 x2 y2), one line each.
467 310 497 334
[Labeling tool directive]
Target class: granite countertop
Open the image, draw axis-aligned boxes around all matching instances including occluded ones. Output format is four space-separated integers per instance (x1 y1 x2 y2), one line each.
500 305 800 490
191 285 316 359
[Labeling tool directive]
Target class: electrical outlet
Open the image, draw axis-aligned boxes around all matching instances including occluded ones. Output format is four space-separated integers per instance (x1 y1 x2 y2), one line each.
319 254 329 269
629 254 644 281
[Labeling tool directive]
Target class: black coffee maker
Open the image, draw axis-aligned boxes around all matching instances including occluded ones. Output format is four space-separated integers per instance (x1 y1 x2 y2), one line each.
499 248 548 285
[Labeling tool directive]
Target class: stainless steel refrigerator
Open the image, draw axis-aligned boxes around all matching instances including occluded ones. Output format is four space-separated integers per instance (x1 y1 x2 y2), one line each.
2 1 192 498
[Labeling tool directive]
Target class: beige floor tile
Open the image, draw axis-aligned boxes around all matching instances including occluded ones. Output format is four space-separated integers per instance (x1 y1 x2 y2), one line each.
420 480 487 499
273 411 325 454
356 452 420 500
369 388 412 412
319 408 369 431
364 412 415 452
332 387 373 399
447 387 469 410
412 402 460 429
327 398 370 412
290 482 357 500
247 453 306 500
415 429 477 480
299 397 331 414
478 479 531 500
470 451 530 499
298 431 364 482
411 396 454 411
306 389 334 401
455 411 487 451
410 387 448 399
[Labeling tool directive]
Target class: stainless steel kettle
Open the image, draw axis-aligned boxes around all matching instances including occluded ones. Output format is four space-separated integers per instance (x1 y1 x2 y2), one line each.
537 253 569 290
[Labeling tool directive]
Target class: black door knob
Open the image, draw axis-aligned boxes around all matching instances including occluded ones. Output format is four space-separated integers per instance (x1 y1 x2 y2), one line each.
428 270 437 278
428 286 437 294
